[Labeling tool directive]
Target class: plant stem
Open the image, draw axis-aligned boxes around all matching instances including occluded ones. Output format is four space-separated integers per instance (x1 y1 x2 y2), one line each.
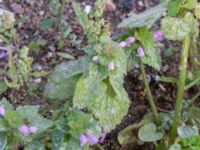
139 59 160 125
60 0 67 15
169 36 190 146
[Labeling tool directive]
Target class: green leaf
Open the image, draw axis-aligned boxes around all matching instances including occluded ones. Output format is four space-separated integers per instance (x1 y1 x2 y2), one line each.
161 17 192 41
32 71 48 78
52 129 64 150
56 52 75 60
67 108 101 138
73 44 129 132
48 0 61 16
195 4 200 19
40 19 52 30
178 125 199 138
159 77 177 83
167 1 180 16
169 144 181 150
44 57 89 100
16 106 53 131
60 137 81 150
135 27 161 70
118 121 144 145
138 123 163 142
118 3 166 28
24 141 45 150
179 136 200 149
184 0 197 10
0 132 7 150
0 81 7 94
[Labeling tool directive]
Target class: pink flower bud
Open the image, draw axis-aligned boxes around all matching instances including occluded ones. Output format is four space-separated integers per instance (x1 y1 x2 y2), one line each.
87 134 98 145
18 125 29 136
92 56 99 63
126 36 135 45
119 41 126 47
137 46 144 57
108 62 115 70
0 106 5 116
80 134 88 147
29 126 38 133
153 29 164 42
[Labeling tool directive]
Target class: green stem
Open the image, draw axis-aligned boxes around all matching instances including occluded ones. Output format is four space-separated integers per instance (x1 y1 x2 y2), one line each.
169 36 190 146
60 0 67 15
139 59 160 125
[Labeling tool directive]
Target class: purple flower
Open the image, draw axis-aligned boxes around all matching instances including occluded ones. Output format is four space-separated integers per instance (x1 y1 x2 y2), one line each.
137 46 144 57
29 126 38 133
18 125 29 136
119 41 126 47
80 134 88 147
92 56 99 63
153 30 164 42
108 62 115 70
0 106 5 116
0 45 14 59
126 36 135 45
87 134 98 145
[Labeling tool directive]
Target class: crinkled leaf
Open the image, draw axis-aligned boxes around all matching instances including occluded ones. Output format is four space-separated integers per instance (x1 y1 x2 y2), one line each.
183 12 199 39
118 3 166 28
48 0 61 16
0 81 7 94
0 132 7 150
24 141 45 150
60 137 81 150
0 98 13 110
179 136 200 149
161 17 192 41
16 106 53 131
138 123 163 142
52 129 64 150
184 0 197 10
167 1 180 16
135 27 161 70
177 125 199 138
74 44 129 132
67 108 101 138
44 57 89 100
40 19 52 30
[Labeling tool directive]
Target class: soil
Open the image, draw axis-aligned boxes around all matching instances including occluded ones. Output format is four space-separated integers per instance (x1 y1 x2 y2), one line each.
2 0 200 150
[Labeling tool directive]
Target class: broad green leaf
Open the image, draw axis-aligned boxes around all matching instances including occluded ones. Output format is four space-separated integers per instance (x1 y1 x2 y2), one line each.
169 144 181 150
184 0 197 9
44 56 89 100
0 132 7 150
118 3 166 28
179 136 200 149
40 18 52 30
52 129 64 150
48 0 61 16
0 98 13 110
118 121 145 145
67 108 101 138
0 118 7 132
0 81 7 94
167 1 180 16
161 17 191 41
178 125 198 138
183 12 199 39
60 137 81 150
16 106 53 131
24 141 45 150
135 27 161 70
73 44 129 132
138 123 163 142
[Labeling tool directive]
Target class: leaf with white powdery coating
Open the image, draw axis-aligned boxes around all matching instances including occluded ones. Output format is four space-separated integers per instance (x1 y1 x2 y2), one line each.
118 3 166 29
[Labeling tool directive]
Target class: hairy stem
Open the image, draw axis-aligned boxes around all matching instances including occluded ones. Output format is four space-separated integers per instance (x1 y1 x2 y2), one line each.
169 36 190 146
139 59 160 125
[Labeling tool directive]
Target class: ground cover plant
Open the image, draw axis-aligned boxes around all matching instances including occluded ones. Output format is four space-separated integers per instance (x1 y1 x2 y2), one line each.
0 0 200 149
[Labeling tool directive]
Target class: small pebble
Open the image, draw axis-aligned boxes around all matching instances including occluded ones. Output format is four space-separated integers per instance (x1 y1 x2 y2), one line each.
137 1 144 7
